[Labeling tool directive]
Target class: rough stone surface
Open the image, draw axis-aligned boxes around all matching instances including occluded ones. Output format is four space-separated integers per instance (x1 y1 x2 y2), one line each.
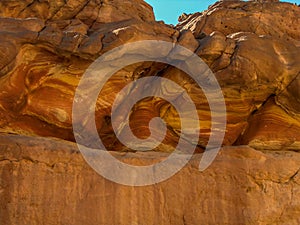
0 0 300 224
177 1 300 46
1 134 300 225
0 1 299 151
0 0 155 24
177 1 300 149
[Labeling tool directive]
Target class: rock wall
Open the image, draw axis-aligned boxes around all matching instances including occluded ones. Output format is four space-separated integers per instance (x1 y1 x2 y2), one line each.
1 134 300 225
0 1 299 150
0 0 300 224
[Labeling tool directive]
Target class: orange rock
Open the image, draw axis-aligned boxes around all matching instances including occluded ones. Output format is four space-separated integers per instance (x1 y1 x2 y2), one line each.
0 134 300 224
0 0 299 152
0 0 300 224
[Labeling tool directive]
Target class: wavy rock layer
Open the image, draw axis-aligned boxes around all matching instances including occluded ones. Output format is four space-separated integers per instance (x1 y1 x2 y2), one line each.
0 1 300 151
177 1 300 149
0 1 300 224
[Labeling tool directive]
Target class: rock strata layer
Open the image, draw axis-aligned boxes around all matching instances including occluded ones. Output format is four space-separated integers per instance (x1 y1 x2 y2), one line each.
0 1 299 151
0 0 300 224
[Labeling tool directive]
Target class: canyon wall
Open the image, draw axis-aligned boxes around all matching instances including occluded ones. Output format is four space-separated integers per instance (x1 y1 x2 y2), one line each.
0 0 300 224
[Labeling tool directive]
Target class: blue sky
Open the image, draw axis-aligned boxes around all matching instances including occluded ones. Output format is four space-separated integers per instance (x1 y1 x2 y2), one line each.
145 0 300 25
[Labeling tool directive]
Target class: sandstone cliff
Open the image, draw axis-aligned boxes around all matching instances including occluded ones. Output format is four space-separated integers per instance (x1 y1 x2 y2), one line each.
0 0 300 224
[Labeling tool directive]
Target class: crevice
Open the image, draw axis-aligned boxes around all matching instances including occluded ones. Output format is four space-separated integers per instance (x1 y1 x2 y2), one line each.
16 0 35 17
89 1 104 30
272 71 300 119
233 94 276 146
194 14 208 39
71 0 92 20
36 25 47 39
48 0 67 21
288 168 300 183
276 71 300 97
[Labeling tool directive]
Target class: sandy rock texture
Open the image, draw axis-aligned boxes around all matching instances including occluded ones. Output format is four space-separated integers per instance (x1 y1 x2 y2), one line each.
1 134 300 225
0 0 300 224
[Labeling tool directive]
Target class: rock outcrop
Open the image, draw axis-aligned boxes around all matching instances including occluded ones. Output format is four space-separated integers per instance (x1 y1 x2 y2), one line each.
0 0 299 151
0 0 300 224
177 1 300 149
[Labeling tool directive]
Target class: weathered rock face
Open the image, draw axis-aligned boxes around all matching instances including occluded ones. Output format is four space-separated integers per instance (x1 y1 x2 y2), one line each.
177 1 300 149
0 0 300 224
178 1 300 46
0 0 155 24
0 0 300 151
1 134 300 225
0 0 179 151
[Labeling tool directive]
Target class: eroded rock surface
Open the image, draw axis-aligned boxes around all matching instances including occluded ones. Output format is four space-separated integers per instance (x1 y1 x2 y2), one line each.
0 0 300 224
0 0 299 151
177 1 300 149
0 134 300 225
